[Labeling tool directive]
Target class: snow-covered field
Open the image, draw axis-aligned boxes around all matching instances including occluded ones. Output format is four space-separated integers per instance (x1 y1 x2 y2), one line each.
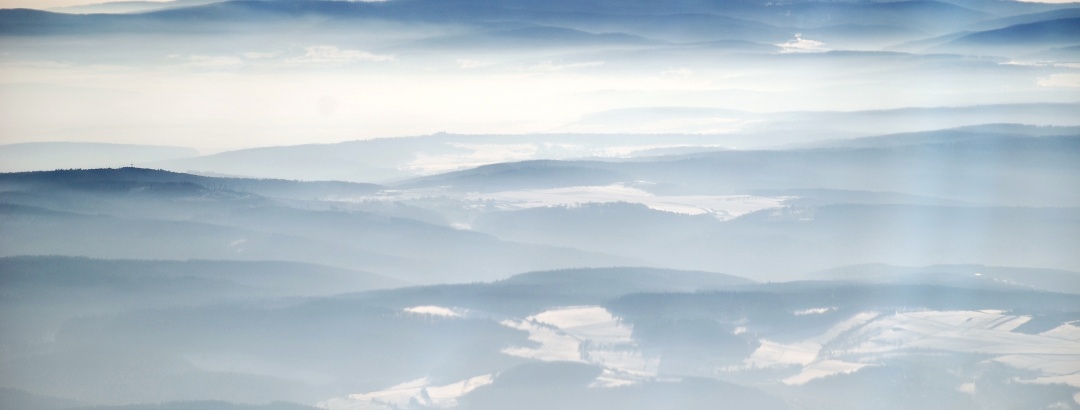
319 306 656 410
745 310 1080 390
467 184 789 219
334 183 789 221
318 375 494 410
500 306 658 377
319 307 1080 409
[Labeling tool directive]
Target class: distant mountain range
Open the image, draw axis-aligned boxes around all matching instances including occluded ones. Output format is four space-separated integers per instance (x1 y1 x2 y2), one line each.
0 142 197 173
3 0 1076 58
2 0 1079 408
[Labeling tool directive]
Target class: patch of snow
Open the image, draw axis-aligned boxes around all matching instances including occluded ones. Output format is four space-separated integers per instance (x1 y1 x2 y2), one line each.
752 310 1079 386
466 184 789 219
995 354 1080 388
318 374 493 410
500 319 583 362
501 306 658 376
782 359 874 385
794 307 837 316
745 312 878 373
777 34 828 53
589 368 649 388
1040 323 1080 341
403 305 464 318
958 382 976 395
747 339 820 367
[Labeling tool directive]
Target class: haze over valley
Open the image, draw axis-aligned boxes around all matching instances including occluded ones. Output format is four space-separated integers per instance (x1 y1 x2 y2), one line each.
1 0 1079 409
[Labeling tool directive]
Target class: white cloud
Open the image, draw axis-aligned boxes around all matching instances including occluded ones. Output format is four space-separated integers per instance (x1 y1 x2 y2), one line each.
457 59 493 69
242 51 283 60
175 54 243 68
288 45 394 66
661 67 694 76
1037 73 1080 88
526 60 605 72
776 35 828 54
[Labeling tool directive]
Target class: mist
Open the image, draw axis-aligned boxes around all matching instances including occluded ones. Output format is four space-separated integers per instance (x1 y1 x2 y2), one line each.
2 0 1079 409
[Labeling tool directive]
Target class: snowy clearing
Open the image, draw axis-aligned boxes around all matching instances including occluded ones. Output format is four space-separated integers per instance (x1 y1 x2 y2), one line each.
467 184 789 219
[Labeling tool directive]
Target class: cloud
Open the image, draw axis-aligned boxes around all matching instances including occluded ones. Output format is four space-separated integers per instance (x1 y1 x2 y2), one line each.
242 51 283 60
1037 73 1080 88
172 54 243 68
457 59 493 69
288 46 394 66
526 60 604 72
661 67 693 76
776 35 828 54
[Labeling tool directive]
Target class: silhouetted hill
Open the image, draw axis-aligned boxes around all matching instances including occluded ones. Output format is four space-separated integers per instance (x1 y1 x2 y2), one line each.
458 362 790 410
955 17 1080 44
0 0 992 41
792 124 1080 149
502 266 753 289
0 142 197 173
51 0 225 14
607 283 1080 342
73 401 317 410
933 17 1080 55
0 387 82 410
0 255 405 296
352 266 754 316
412 25 654 49
398 160 632 192
0 167 382 200
0 169 637 283
720 0 990 34
471 201 1080 280
966 7 1080 30
401 135 1080 206
806 263 1080 294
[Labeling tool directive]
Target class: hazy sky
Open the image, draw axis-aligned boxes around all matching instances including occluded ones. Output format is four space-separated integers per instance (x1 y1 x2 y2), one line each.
0 0 169 8
2 0 1078 11
1 0 1078 153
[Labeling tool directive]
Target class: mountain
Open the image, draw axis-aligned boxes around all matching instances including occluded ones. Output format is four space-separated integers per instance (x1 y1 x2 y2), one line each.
69 402 318 410
956 16 1080 44
2 0 1078 408
790 124 1080 149
49 0 227 14
145 133 760 184
0 387 82 410
410 25 656 49
806 263 1080 294
470 201 1080 280
932 17 1080 56
0 168 636 283
0 255 406 298
0 167 382 200
350 266 755 316
559 104 1080 147
398 160 632 192
0 0 1000 45
399 135 1080 207
0 142 197 173
458 362 791 410
529 12 790 44
964 7 1080 31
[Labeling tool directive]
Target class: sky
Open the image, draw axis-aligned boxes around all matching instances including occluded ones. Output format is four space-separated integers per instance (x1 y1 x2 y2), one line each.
2 0 1077 7
0 0 169 8
1 0 1078 154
